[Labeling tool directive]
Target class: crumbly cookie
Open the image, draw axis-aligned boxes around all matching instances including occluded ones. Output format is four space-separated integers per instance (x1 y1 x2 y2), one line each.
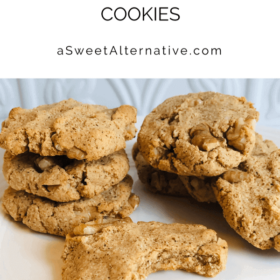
133 142 216 202
179 133 278 203
213 144 280 251
132 143 189 197
62 220 228 279
252 132 278 156
0 99 137 161
2 175 140 236
138 92 259 177
3 149 129 202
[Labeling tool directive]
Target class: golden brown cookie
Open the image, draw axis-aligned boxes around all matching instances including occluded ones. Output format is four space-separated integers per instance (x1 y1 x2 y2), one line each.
2 175 140 237
3 149 129 202
62 220 228 279
0 99 137 161
213 142 280 251
138 92 259 177
133 142 216 202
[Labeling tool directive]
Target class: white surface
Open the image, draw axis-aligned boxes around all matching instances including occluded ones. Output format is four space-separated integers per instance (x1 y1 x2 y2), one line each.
0 117 280 280
0 79 280 128
1 1 280 78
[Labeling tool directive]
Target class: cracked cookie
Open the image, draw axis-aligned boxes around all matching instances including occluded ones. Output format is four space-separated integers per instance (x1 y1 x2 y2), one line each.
138 92 259 177
133 142 216 202
2 175 140 236
213 142 280 251
0 99 137 161
3 149 129 202
62 219 228 279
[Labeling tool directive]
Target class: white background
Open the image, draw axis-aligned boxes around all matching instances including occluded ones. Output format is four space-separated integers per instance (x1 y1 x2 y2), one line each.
0 0 280 78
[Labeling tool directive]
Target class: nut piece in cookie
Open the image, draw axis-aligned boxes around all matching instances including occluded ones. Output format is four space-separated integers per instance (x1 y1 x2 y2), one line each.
2 175 139 236
190 124 225 152
213 140 280 251
62 221 228 279
3 149 130 202
138 92 259 177
72 217 133 236
0 99 137 161
226 117 256 154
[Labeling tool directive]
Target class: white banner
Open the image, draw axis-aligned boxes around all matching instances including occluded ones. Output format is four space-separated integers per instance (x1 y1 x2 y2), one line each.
0 0 279 78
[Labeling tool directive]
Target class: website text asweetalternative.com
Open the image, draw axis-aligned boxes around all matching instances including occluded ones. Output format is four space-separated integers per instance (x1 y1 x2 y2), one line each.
57 46 222 56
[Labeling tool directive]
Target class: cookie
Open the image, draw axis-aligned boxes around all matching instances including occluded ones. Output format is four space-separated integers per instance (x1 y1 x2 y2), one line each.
132 143 189 197
180 133 278 204
179 176 217 203
133 142 216 202
213 143 280 251
0 99 137 161
252 132 278 156
2 175 140 236
62 220 228 279
138 92 259 177
3 149 129 202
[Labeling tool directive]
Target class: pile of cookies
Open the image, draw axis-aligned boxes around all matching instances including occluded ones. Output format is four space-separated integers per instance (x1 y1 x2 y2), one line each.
0 99 140 237
135 92 280 252
1 93 279 279
0 97 229 279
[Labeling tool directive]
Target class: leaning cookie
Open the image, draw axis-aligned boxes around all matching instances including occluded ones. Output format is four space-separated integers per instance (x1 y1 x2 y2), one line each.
62 219 228 279
179 176 217 203
132 143 189 197
252 132 278 156
2 175 140 237
213 142 280 251
0 99 137 161
133 142 216 202
138 92 259 177
133 133 273 204
3 149 129 202
180 133 279 204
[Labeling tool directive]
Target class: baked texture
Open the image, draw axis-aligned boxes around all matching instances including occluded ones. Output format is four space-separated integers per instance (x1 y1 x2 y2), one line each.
252 132 278 156
0 99 137 161
133 142 216 202
179 176 217 203
62 220 228 279
2 175 140 236
3 149 129 202
138 92 259 177
132 143 189 197
213 141 280 251
179 133 278 203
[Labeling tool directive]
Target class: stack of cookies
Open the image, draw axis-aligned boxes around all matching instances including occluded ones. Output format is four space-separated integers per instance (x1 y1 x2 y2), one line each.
135 92 280 252
0 99 140 237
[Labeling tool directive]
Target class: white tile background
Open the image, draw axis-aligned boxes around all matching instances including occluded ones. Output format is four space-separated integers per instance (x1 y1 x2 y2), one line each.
0 79 279 128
